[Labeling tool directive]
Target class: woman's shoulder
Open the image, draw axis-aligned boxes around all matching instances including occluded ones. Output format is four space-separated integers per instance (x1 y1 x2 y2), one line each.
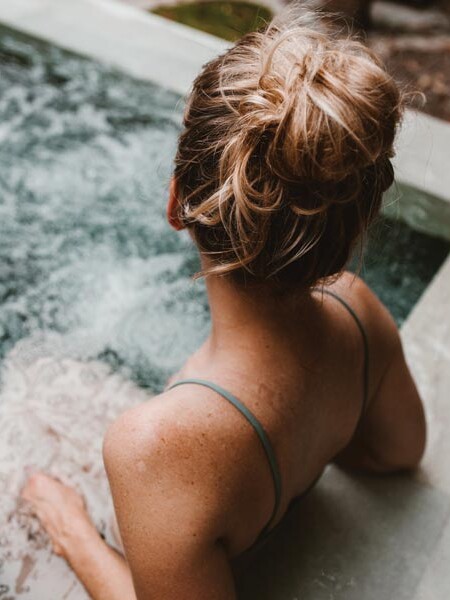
102 393 227 535
102 385 278 554
101 393 242 595
322 271 403 395
102 386 257 520
326 272 400 345
329 274 426 472
103 387 230 472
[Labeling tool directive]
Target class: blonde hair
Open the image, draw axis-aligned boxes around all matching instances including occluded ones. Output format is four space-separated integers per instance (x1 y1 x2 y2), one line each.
174 9 402 290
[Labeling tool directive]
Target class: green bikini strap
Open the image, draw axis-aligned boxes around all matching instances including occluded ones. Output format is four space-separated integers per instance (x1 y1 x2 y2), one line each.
167 378 282 537
314 288 370 420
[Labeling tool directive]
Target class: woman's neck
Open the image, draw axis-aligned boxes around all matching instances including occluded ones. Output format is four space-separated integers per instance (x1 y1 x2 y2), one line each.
204 272 313 355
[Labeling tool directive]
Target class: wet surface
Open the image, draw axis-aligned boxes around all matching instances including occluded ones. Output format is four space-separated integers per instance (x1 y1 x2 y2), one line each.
0 24 448 396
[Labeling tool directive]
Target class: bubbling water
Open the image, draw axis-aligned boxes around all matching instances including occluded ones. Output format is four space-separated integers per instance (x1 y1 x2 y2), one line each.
0 27 209 391
0 27 209 594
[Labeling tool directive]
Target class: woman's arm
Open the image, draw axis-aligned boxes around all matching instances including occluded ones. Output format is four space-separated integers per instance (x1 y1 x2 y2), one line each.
21 473 137 600
332 275 426 473
57 525 136 600
102 397 238 600
335 338 426 472
22 387 247 600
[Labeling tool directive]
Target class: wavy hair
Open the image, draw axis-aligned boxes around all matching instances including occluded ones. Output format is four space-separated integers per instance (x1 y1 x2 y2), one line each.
174 8 402 290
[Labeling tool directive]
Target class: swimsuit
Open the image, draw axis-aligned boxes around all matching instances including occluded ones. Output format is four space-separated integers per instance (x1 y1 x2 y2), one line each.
167 289 369 553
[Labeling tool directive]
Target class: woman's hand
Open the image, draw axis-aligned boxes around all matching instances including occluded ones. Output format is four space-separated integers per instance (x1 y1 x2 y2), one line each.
21 472 97 559
21 471 137 600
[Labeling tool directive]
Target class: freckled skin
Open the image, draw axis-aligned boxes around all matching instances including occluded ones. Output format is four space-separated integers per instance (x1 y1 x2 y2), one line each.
21 269 425 599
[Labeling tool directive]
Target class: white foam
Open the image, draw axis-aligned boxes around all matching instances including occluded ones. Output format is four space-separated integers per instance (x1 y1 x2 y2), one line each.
0 334 149 596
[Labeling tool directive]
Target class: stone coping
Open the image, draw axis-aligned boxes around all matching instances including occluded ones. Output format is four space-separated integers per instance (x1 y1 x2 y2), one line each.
0 0 229 97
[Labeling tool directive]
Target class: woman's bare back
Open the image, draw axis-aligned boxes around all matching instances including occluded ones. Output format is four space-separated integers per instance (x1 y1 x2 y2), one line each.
153 271 422 557
21 270 426 600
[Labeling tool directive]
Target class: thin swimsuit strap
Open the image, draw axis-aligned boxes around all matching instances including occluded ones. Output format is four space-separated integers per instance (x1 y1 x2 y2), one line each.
167 378 282 539
167 289 370 543
313 288 370 422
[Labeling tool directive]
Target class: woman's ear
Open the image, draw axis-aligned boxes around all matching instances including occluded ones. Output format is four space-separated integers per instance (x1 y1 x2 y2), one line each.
167 177 185 231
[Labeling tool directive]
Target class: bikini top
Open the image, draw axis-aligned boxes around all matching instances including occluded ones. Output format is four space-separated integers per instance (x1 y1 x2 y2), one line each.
167 289 369 551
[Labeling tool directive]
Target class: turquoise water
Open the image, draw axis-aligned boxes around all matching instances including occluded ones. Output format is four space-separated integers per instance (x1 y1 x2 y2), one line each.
0 26 448 392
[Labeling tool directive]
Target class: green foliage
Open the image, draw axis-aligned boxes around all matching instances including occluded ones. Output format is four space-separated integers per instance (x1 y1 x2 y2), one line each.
153 1 273 41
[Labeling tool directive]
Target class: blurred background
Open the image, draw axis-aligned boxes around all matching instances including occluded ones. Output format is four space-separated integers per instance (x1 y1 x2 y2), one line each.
143 0 450 122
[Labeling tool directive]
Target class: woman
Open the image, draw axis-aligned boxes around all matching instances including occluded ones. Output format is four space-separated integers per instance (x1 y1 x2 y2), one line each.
21 10 426 599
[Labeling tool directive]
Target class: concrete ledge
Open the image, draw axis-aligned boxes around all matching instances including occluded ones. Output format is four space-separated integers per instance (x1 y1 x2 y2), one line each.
401 255 450 599
394 110 450 205
0 0 229 97
402 254 450 496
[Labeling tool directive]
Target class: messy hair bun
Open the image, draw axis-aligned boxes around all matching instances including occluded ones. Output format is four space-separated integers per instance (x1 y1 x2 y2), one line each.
174 9 402 289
